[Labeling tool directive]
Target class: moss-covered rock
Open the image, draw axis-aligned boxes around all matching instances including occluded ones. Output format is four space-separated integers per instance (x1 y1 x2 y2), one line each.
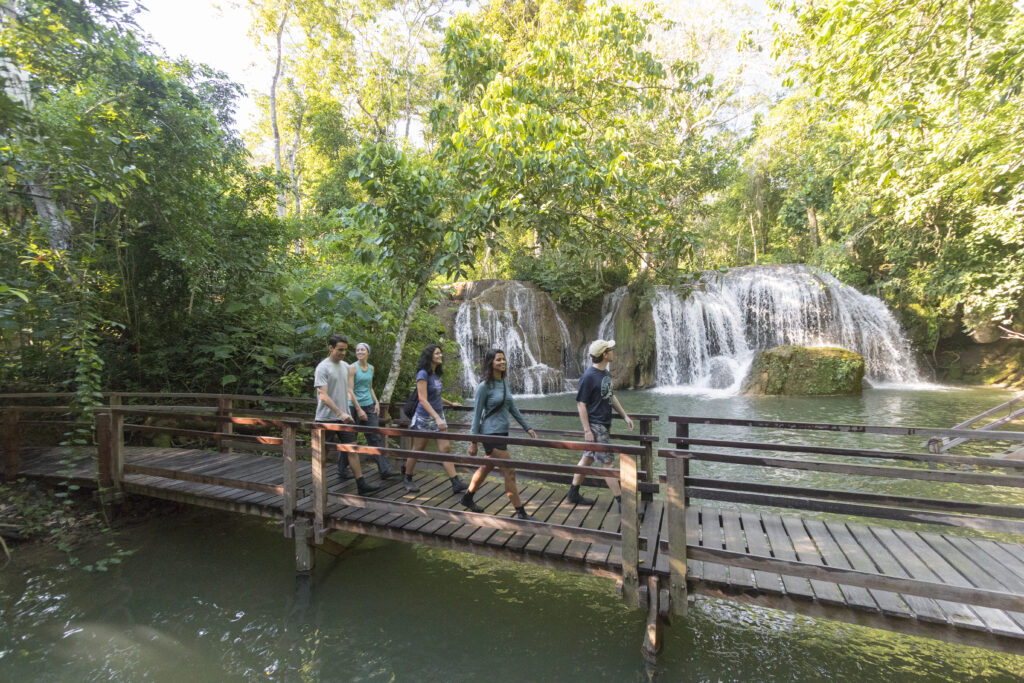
608 287 657 389
743 345 865 396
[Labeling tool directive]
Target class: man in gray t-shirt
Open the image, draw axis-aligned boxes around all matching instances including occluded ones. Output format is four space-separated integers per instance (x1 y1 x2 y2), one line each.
314 335 379 495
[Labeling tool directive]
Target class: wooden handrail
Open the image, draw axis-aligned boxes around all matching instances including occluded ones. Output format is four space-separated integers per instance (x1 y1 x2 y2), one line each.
668 436 1024 470
667 415 1024 442
660 448 1024 487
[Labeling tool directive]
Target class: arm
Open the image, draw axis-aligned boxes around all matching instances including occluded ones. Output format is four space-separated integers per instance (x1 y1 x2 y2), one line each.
507 394 533 435
369 365 380 415
348 364 366 420
317 385 352 422
469 382 486 456
611 395 634 431
470 382 485 435
577 401 594 442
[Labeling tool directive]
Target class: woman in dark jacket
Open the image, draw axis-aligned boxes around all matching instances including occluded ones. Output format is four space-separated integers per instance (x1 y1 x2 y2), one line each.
461 348 538 520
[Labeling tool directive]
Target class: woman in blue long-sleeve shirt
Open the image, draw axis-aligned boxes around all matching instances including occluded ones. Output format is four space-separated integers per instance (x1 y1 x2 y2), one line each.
461 348 538 520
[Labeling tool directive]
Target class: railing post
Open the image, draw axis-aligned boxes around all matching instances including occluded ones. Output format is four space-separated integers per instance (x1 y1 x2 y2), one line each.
282 422 297 538
640 417 654 503
111 408 124 489
96 409 113 489
667 421 689 616
311 424 326 544
217 397 233 454
3 408 19 482
620 450 640 608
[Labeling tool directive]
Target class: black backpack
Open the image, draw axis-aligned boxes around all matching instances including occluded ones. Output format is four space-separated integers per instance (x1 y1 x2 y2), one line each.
401 388 419 419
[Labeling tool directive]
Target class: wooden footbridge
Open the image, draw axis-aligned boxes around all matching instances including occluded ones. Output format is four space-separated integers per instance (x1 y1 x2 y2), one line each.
5 393 1024 661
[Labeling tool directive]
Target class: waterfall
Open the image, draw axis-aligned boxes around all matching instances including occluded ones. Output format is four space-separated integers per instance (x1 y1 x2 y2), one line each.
597 286 627 340
651 265 923 392
453 281 578 395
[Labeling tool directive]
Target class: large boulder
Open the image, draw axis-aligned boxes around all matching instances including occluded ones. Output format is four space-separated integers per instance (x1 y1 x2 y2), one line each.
743 345 865 396
607 288 658 389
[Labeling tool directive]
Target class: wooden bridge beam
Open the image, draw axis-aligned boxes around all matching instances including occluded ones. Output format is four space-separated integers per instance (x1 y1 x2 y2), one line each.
621 451 640 608
217 397 233 454
310 425 327 544
282 422 297 538
667 421 689 616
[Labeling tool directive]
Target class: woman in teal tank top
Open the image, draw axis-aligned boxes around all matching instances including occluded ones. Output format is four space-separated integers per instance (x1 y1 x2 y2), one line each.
340 343 397 478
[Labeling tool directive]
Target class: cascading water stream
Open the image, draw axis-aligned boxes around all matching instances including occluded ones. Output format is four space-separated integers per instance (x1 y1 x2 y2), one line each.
597 286 627 340
453 281 578 395
650 265 924 392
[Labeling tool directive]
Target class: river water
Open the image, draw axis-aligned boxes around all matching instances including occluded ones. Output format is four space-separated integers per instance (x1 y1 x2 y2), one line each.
2 387 1024 681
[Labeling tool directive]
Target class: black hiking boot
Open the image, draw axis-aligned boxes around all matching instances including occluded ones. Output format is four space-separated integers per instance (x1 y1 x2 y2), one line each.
513 506 536 521
567 485 595 506
450 476 469 494
461 491 484 513
356 477 380 495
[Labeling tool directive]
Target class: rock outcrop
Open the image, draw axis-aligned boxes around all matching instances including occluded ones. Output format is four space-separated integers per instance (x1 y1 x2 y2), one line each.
604 288 657 390
743 345 866 396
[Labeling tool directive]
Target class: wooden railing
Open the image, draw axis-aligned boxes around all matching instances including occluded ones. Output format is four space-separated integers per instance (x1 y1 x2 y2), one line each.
0 392 659 609
659 415 1024 617
923 393 1024 453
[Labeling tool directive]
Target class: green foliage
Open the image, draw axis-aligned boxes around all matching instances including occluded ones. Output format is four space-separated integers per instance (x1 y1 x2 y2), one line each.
759 0 1024 335
432 0 734 303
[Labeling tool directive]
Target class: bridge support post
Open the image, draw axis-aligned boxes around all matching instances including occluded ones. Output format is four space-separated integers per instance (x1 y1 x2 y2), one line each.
640 418 654 503
641 575 663 666
111 407 124 489
282 422 297 538
667 422 689 616
311 425 327 544
3 408 19 482
621 451 640 608
294 517 314 573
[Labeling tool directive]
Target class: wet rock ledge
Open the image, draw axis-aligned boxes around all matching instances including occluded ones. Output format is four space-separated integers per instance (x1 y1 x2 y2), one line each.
743 345 866 396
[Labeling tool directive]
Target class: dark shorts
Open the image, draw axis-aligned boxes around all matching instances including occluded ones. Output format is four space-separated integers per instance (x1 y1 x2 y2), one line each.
482 432 509 455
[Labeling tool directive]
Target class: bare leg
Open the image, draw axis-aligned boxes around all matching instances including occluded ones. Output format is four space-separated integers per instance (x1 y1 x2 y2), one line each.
346 452 364 479
407 436 429 476
571 455 595 486
438 439 458 478
468 461 494 493
490 448 522 508
598 459 621 497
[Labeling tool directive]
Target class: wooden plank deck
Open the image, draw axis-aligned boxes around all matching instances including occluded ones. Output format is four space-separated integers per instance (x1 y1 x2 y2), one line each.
11 445 1024 652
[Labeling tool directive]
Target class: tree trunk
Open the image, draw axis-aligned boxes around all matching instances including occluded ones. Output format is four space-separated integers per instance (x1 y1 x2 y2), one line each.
807 205 820 247
379 279 428 405
289 107 303 216
1 1 72 250
270 12 288 218
748 213 758 264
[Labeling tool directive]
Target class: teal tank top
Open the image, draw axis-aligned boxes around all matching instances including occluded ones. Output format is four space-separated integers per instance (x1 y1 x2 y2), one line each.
350 363 374 407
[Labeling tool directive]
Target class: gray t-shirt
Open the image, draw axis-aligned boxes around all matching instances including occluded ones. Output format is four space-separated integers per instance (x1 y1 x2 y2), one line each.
314 357 350 422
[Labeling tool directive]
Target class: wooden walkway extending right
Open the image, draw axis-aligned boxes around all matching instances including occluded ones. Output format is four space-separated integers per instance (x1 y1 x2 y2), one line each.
14 442 1024 653
6 392 1024 658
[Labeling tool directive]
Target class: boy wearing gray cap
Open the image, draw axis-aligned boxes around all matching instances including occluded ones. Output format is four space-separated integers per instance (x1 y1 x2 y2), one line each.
567 339 634 509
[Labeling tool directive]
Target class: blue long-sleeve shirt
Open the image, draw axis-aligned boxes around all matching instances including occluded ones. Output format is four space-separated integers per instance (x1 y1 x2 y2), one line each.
470 378 532 435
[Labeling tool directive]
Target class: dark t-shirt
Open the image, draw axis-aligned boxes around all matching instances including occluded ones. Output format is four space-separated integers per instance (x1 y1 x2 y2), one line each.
576 366 613 426
413 369 444 419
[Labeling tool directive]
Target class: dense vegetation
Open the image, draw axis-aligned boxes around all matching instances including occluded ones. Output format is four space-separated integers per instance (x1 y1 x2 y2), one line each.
2 0 1022 408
